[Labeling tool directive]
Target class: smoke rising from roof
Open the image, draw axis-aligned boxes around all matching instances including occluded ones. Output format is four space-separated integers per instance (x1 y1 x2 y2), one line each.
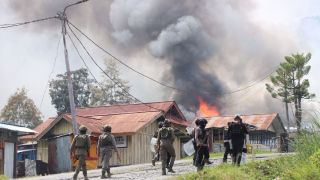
7 0 298 118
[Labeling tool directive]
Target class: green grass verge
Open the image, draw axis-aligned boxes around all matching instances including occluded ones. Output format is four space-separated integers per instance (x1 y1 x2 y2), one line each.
178 126 320 180
0 176 8 180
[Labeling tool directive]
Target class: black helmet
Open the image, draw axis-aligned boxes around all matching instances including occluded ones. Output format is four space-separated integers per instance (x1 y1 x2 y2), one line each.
198 118 207 128
103 124 112 132
79 125 87 134
195 119 201 126
163 119 170 127
158 121 163 128
234 115 242 121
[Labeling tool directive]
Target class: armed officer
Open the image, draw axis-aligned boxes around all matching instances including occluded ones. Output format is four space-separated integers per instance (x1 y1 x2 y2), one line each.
97 124 121 178
228 115 248 166
195 118 210 171
157 119 176 175
70 125 91 180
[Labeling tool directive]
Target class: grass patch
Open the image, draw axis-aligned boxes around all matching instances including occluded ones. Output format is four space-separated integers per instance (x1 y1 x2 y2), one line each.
178 125 320 180
0 176 8 180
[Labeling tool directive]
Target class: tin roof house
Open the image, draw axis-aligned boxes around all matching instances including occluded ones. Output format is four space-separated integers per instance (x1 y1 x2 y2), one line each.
21 101 189 174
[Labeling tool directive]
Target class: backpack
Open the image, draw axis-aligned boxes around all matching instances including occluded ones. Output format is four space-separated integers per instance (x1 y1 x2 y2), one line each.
99 134 113 146
160 127 172 139
75 134 89 148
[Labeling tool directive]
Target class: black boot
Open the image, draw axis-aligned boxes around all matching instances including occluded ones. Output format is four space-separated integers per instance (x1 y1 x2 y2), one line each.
162 168 166 175
167 167 175 173
101 170 107 179
107 168 112 178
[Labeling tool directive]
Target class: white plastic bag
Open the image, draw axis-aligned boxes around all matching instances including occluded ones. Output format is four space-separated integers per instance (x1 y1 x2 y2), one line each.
183 139 195 156
241 152 247 164
150 137 157 153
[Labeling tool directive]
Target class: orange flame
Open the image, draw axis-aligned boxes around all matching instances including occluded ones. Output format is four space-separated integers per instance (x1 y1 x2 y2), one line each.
198 97 220 117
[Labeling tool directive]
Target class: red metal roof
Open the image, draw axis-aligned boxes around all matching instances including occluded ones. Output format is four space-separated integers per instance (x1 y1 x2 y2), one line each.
21 101 189 140
202 113 279 130
64 111 162 135
76 101 174 116
76 101 188 127
20 117 56 141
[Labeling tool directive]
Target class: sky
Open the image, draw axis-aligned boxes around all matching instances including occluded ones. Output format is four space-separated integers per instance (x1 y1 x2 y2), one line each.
0 0 319 123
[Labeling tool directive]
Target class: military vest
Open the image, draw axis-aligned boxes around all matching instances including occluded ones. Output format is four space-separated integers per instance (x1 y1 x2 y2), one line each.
99 133 113 147
230 123 246 138
160 127 172 139
75 134 89 148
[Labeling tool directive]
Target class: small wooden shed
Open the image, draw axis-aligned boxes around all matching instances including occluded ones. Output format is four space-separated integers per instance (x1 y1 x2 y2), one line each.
0 123 36 178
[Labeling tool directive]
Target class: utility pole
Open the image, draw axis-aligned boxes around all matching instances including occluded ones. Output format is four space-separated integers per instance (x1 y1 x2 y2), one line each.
58 0 89 135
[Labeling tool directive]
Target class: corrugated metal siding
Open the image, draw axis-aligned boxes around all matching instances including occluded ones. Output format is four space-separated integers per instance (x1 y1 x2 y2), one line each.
4 142 14 178
47 136 72 174
55 136 72 173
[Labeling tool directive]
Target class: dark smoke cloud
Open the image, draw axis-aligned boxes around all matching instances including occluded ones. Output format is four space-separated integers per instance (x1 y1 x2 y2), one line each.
109 0 227 112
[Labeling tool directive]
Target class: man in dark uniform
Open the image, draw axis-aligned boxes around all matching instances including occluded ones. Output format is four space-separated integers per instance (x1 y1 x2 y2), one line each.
70 125 91 180
195 118 210 171
223 122 232 163
228 115 248 166
97 124 121 179
157 119 175 175
191 119 200 166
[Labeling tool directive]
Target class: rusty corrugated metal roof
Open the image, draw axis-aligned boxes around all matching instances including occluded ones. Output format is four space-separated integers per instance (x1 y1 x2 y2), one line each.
76 101 174 116
20 117 56 141
64 111 162 135
202 113 279 131
21 101 189 141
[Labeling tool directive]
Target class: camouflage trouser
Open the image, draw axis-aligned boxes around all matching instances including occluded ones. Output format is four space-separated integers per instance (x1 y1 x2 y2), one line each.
160 141 175 173
100 147 113 170
74 154 87 177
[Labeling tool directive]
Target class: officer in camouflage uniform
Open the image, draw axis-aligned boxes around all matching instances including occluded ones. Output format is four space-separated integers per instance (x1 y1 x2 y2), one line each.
97 124 121 179
157 119 175 175
70 125 91 180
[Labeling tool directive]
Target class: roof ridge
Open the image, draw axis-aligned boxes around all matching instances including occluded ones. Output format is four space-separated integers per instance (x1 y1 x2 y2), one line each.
205 113 278 118
76 101 175 109
77 110 162 117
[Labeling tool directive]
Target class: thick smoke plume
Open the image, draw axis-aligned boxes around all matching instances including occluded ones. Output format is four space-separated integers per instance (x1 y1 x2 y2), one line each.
7 0 298 117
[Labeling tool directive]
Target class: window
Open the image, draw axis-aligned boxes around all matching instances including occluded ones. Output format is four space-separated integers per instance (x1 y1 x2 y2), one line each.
115 136 127 148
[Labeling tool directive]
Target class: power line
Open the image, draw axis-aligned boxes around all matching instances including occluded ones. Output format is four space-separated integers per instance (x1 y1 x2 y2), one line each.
0 16 57 29
67 20 277 96
39 38 61 110
66 23 164 113
67 21 187 91
66 30 129 113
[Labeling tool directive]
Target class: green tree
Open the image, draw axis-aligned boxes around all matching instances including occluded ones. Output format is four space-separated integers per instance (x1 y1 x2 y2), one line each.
266 62 293 129
266 53 315 132
0 88 42 128
90 60 135 106
49 68 93 113
285 53 315 131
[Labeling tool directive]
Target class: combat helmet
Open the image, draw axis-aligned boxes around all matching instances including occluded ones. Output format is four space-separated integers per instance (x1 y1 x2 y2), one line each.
103 124 112 132
79 125 87 134
163 119 170 127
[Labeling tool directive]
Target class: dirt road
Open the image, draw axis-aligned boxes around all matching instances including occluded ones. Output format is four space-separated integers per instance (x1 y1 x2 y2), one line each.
17 153 289 180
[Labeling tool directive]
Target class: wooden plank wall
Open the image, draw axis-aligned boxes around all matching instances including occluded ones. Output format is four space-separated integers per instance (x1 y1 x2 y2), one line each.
37 140 48 163
108 121 181 166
